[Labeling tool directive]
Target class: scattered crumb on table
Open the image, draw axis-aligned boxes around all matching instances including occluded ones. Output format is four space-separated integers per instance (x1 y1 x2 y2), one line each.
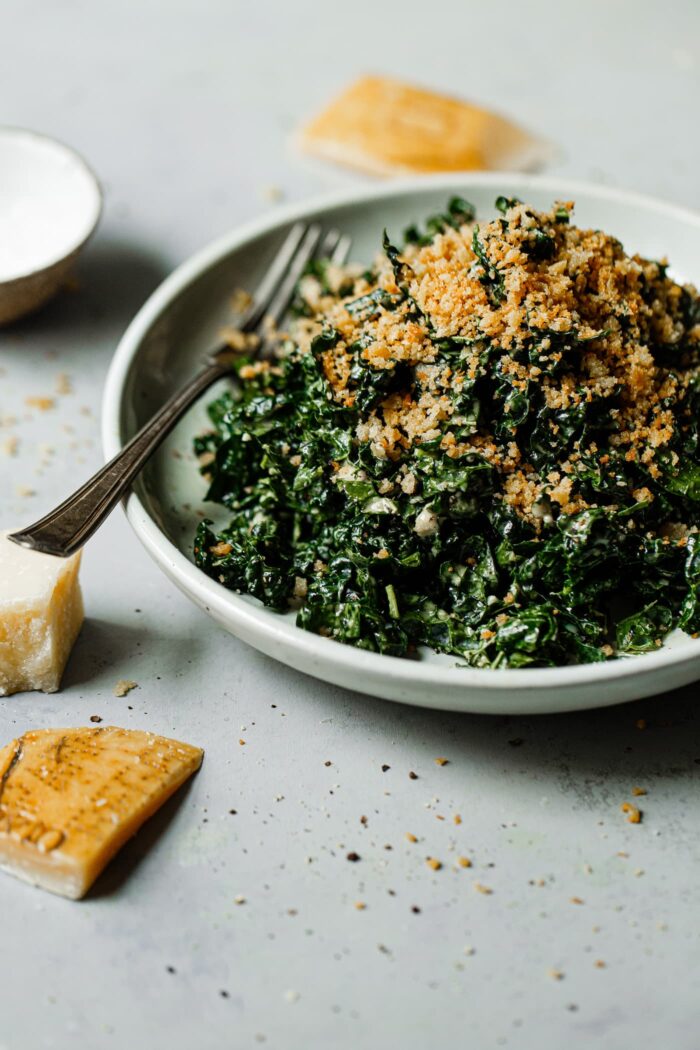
113 679 138 698
25 396 55 411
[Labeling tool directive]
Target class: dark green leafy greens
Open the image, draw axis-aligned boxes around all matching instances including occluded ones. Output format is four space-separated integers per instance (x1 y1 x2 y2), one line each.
194 198 700 668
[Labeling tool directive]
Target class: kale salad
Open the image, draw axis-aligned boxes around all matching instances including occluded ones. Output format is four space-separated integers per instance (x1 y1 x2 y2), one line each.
193 197 700 668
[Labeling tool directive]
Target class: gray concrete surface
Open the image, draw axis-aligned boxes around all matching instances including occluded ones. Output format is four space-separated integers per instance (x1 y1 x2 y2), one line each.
1 2 699 1047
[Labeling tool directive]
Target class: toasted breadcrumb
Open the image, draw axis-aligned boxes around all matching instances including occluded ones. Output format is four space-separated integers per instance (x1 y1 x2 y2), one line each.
261 185 284 203
219 326 261 353
621 801 642 824
210 541 232 557
25 396 55 411
231 288 253 314
113 679 138 698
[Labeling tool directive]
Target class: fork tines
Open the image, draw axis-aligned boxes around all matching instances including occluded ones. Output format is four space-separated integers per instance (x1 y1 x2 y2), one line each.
237 222 352 336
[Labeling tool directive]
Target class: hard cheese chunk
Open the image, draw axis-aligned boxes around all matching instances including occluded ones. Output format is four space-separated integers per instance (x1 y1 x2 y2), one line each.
0 531 84 696
0 726 203 899
300 75 552 176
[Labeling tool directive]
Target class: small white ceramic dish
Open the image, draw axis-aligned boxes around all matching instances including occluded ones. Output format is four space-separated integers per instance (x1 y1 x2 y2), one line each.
103 173 700 714
0 127 102 325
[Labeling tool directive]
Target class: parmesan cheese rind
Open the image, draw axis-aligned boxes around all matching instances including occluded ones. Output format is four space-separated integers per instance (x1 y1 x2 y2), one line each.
300 75 553 176
0 531 84 696
0 727 203 899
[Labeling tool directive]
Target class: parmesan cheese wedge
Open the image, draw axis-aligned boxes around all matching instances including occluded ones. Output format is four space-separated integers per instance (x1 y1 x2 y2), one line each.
300 75 553 176
0 726 203 899
0 530 84 696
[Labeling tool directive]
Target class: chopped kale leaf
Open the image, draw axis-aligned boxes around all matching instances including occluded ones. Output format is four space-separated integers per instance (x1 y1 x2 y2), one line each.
194 198 700 667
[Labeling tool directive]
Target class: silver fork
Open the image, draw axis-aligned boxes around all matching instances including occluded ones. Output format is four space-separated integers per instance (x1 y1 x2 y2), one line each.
9 222 352 558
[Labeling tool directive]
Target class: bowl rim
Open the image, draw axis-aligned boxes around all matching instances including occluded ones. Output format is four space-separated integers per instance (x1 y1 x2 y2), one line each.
0 125 103 284
102 171 700 694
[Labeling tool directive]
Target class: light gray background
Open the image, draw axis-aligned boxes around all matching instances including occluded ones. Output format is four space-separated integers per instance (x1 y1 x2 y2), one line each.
1 2 700 1047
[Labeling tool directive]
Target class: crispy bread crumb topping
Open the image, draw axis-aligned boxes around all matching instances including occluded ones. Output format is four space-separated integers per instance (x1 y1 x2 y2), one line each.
290 200 700 526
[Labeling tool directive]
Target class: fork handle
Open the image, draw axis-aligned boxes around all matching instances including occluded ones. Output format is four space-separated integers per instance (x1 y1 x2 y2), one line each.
9 360 227 558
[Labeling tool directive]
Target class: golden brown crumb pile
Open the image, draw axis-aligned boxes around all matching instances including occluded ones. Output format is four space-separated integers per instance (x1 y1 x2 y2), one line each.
290 200 700 526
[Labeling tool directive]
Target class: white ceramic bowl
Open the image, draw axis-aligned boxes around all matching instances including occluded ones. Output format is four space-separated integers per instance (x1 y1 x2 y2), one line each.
0 127 102 325
103 173 700 714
